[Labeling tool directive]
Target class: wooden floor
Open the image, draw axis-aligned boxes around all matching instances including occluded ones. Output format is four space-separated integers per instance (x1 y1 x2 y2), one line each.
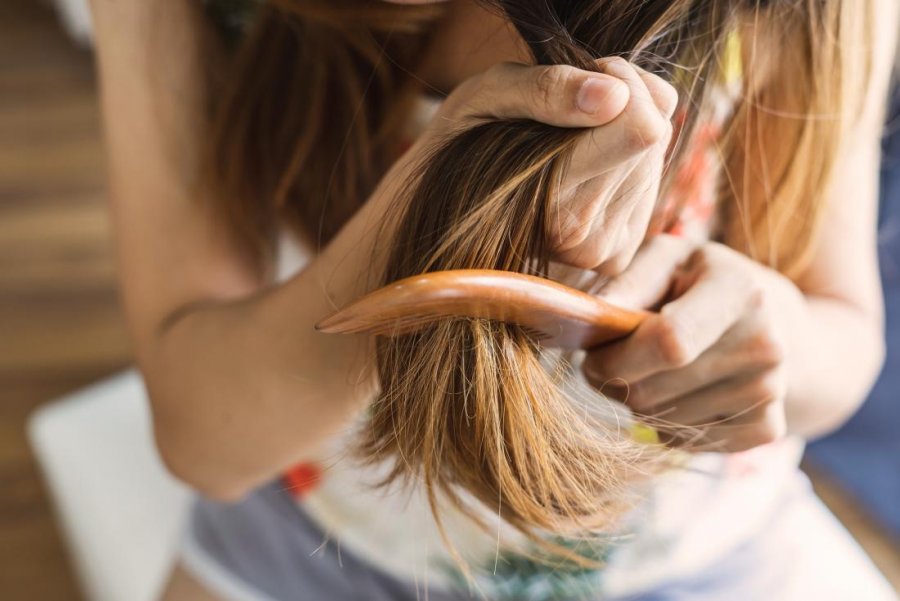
0 1 131 599
0 1 897 599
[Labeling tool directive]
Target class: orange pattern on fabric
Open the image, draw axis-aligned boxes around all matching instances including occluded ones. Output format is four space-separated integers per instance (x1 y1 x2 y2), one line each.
652 109 722 240
283 462 322 497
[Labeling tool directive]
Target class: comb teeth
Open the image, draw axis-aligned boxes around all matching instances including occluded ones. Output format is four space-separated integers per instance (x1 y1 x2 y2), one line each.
368 313 445 336
371 318 552 341
316 311 442 335
519 325 549 340
319 310 552 340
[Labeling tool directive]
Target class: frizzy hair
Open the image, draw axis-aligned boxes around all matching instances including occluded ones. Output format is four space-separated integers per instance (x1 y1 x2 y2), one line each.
370 0 757 559
202 0 871 561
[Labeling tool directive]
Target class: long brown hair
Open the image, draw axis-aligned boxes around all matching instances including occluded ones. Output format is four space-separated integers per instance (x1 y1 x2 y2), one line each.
205 0 442 273
204 0 870 563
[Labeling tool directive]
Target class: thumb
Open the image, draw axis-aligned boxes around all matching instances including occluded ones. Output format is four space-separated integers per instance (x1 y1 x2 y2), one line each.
597 234 696 309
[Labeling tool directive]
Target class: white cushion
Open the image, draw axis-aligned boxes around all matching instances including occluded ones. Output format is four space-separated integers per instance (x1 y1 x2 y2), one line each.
28 369 190 601
51 0 93 46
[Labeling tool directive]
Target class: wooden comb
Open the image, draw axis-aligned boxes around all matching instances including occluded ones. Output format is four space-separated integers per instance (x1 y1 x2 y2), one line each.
315 269 648 349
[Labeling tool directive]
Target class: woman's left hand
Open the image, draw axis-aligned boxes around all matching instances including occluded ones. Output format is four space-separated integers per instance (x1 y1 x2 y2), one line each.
582 235 806 452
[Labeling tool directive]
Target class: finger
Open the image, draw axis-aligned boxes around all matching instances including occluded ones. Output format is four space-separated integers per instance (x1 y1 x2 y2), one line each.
671 401 787 453
601 320 781 411
547 159 642 260
596 234 695 308
584 262 752 383
597 57 671 145
601 174 665 276
551 159 664 272
629 63 679 120
645 369 785 426
443 62 630 128
602 354 734 413
566 58 672 185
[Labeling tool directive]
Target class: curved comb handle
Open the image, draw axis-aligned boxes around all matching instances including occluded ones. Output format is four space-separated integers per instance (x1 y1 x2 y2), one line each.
315 269 647 349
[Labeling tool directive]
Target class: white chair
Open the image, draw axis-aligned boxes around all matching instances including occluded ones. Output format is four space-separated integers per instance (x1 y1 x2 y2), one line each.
28 369 191 601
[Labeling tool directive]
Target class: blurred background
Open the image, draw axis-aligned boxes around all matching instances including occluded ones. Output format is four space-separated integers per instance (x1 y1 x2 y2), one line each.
1 0 898 599
2 1 130 598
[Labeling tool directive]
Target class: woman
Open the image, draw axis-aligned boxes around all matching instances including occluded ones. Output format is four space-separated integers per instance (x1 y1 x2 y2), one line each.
87 0 898 599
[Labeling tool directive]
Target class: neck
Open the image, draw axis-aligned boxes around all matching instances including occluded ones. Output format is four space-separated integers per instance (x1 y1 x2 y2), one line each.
416 1 530 95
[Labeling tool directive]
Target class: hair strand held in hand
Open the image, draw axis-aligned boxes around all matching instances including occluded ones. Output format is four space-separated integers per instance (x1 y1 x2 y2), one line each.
202 0 873 569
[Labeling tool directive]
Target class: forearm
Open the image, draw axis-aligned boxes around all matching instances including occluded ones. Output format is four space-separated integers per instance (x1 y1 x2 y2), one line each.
143 189 398 500
780 74 891 438
87 0 407 499
782 293 885 439
781 139 887 439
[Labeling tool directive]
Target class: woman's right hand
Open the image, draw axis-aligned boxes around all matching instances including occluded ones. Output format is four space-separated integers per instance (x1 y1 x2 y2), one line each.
414 57 678 276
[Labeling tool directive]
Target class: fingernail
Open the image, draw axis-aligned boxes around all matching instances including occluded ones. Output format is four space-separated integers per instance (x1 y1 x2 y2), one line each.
576 76 625 114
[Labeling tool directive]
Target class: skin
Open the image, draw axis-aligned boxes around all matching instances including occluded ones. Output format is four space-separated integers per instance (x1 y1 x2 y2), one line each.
84 0 897 599
583 22 899 448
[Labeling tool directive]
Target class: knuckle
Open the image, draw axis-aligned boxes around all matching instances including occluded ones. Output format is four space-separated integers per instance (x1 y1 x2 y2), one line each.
623 113 670 150
639 70 680 118
560 253 600 272
599 56 630 72
443 62 515 120
706 239 734 256
721 436 754 453
601 251 636 278
747 417 786 448
744 280 767 311
752 429 779 447
653 316 696 367
553 202 595 247
653 233 693 256
572 254 608 272
531 65 574 114
747 327 786 367
696 241 726 264
658 80 679 113
623 382 647 409
441 77 480 118
747 290 765 315
750 371 786 405
723 416 785 452
581 353 607 384
601 380 631 404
